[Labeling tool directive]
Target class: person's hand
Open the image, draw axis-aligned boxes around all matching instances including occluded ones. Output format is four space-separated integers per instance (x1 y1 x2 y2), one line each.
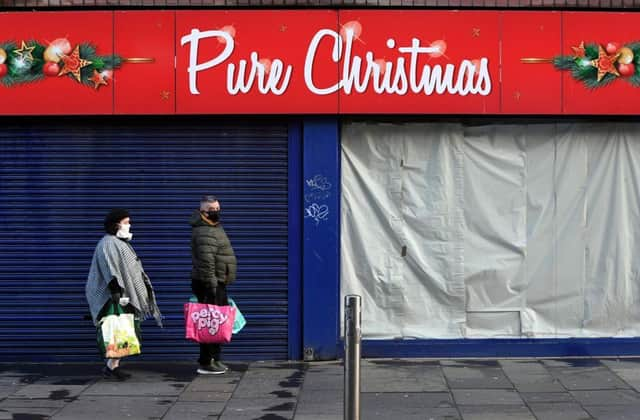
111 292 121 305
204 281 216 295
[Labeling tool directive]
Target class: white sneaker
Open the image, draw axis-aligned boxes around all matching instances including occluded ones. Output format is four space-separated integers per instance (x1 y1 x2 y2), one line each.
197 364 226 375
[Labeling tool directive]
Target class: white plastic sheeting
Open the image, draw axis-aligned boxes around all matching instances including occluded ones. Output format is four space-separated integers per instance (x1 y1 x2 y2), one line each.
341 122 640 339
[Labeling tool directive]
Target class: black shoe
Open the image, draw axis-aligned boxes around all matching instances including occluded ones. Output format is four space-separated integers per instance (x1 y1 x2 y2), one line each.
103 366 131 381
213 360 229 372
197 364 226 375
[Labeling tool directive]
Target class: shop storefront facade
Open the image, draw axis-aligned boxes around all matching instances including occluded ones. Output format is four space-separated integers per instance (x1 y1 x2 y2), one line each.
1 9 640 361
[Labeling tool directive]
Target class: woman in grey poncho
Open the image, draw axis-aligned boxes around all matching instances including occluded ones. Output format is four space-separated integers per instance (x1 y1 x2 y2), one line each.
86 208 163 380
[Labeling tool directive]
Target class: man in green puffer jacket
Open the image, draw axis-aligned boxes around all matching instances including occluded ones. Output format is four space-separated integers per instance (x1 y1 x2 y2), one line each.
189 195 237 375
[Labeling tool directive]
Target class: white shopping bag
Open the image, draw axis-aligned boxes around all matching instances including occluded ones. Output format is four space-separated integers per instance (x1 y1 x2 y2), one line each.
99 313 141 358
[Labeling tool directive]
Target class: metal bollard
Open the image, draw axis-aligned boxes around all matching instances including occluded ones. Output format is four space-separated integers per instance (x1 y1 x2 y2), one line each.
344 295 361 420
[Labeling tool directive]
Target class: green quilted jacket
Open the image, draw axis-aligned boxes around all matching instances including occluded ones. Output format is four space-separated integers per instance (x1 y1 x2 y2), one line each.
189 211 237 287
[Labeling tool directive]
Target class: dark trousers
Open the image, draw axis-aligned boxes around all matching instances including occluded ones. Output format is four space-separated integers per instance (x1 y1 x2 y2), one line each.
191 280 228 366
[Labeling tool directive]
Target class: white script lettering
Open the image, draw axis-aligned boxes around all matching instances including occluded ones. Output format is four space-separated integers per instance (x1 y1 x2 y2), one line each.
180 28 292 95
303 29 492 97
180 27 492 98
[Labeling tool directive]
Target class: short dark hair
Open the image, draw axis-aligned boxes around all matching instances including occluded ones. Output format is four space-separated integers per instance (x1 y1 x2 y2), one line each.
104 208 129 235
201 195 218 204
200 195 218 211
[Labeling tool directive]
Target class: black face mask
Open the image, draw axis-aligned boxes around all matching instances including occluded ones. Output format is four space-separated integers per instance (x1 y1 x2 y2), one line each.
207 210 220 222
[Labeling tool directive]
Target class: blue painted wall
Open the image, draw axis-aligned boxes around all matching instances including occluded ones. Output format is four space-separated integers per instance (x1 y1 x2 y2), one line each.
301 118 340 360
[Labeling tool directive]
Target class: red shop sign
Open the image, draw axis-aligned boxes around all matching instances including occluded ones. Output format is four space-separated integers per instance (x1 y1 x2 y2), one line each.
0 10 638 115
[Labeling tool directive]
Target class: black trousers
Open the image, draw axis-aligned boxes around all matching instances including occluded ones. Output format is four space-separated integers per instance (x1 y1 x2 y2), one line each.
191 280 228 365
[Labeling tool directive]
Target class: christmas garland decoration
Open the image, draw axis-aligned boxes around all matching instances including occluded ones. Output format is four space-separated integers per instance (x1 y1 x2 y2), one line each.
0 38 151 90
523 41 640 89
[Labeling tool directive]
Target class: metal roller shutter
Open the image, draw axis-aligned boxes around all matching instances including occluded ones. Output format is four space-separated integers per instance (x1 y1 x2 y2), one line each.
0 118 290 361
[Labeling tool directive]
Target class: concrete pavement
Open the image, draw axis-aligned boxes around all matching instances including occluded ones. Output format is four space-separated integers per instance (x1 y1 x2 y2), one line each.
3 358 640 419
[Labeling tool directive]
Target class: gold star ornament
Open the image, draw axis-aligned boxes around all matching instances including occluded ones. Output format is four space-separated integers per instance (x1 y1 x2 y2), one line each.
88 70 108 90
592 45 620 82
571 41 586 58
13 41 36 62
58 46 92 82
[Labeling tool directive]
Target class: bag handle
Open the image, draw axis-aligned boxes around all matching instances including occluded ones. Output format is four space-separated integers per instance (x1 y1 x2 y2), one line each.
97 300 124 327
111 300 124 315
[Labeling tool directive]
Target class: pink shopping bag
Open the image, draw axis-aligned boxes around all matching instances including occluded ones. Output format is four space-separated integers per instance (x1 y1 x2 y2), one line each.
184 302 236 344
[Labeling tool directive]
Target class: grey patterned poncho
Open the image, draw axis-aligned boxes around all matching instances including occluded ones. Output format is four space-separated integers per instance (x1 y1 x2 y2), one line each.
86 234 163 327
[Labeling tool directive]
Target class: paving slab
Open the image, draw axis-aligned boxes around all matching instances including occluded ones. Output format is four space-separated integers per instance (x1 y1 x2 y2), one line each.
443 366 513 389
602 359 640 392
415 408 461 420
300 375 343 392
225 396 297 412
52 395 172 420
367 391 453 407
520 392 576 403
541 359 605 368
82 379 187 396
0 385 23 400
220 403 295 420
511 379 566 393
295 388 341 416
295 401 342 416
452 389 524 405
162 401 226 419
499 360 551 374
291 415 341 420
583 404 640 419
458 404 536 420
0 406 60 419
527 402 592 420
441 360 502 368
363 376 448 393
30 376 97 386
361 363 448 392
0 376 33 386
233 378 303 398
297 388 340 402
570 389 640 405
178 391 233 402
0 397 68 409
185 375 241 393
359 392 455 418
302 365 343 393
499 360 565 392
11 384 89 400
547 366 630 390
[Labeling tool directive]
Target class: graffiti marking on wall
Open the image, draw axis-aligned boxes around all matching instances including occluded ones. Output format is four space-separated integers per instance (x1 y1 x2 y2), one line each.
306 175 331 191
304 203 329 225
304 174 331 224
305 174 332 203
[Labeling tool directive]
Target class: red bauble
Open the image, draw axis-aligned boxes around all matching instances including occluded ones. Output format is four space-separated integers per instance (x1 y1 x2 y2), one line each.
0 63 7 77
618 62 636 77
43 61 60 77
605 41 621 55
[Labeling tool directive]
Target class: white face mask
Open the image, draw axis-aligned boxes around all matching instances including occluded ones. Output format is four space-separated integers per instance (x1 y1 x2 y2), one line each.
116 223 133 240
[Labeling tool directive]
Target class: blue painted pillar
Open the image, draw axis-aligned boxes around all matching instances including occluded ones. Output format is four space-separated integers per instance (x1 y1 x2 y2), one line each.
302 118 340 360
